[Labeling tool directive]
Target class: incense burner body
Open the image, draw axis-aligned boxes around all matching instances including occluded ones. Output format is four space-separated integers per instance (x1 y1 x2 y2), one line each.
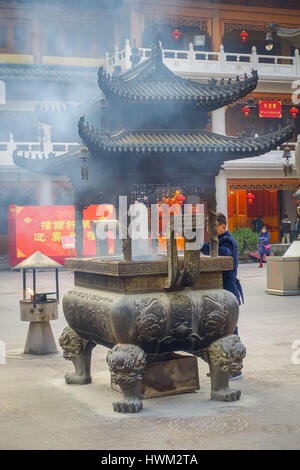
60 257 246 412
63 277 238 355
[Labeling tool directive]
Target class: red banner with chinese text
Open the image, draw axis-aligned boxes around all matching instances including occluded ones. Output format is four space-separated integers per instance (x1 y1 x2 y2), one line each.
8 204 114 266
259 100 282 118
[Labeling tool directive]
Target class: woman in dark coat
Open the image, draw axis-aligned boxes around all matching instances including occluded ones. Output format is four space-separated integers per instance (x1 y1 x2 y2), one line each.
258 226 271 268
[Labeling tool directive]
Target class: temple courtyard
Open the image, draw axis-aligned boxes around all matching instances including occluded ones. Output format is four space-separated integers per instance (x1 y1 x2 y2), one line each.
0 263 299 450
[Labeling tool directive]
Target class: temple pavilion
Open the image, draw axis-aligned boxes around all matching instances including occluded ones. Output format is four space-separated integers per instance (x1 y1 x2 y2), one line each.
13 40 295 257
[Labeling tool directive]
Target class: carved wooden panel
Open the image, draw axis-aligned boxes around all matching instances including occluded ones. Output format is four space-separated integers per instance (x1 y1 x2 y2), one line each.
224 22 268 33
147 16 208 32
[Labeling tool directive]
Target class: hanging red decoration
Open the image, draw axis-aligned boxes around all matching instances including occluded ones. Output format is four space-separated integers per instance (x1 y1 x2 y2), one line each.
172 29 182 41
242 106 251 117
240 30 248 43
246 192 255 205
290 107 299 118
159 190 186 207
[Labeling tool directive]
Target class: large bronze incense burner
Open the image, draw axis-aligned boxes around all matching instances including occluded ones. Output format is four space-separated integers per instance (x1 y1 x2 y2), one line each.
23 39 291 413
60 240 244 412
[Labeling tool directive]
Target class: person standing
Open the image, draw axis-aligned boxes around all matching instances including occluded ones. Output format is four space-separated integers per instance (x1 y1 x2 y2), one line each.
258 226 271 268
200 213 244 380
293 216 300 241
251 215 264 233
280 214 291 244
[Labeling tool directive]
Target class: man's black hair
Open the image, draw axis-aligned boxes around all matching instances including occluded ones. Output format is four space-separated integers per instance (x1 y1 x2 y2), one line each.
216 212 227 226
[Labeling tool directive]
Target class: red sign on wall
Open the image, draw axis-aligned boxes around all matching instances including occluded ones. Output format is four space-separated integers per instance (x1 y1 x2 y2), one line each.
8 204 114 266
259 100 282 118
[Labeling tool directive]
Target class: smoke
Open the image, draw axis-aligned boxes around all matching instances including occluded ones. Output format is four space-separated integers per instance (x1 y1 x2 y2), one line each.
2 1 215 242
0 0 124 150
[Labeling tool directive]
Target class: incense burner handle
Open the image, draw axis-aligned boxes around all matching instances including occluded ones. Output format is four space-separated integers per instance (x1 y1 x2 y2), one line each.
165 213 200 290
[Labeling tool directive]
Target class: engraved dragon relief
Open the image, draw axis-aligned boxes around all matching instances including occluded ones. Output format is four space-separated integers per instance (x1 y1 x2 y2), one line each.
135 298 167 342
63 290 113 340
159 294 193 344
189 294 229 346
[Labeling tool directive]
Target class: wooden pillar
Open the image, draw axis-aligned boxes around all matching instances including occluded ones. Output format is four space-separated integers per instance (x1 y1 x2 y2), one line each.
205 179 219 258
211 17 223 52
75 196 84 258
215 171 228 219
281 39 291 64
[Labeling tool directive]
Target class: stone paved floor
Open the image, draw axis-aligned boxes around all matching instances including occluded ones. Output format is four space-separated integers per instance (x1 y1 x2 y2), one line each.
0 264 300 450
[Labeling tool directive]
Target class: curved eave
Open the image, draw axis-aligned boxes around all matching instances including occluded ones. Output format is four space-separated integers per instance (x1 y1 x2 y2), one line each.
98 68 258 111
221 122 295 161
78 120 295 160
13 148 80 176
276 28 300 39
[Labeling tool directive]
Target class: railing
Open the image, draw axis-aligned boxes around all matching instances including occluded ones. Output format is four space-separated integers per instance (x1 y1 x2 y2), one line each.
0 136 80 165
105 39 300 79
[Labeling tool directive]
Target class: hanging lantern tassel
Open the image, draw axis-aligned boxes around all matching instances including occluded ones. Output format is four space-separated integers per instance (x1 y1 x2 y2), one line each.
242 106 250 117
240 30 248 43
290 107 299 119
172 29 182 41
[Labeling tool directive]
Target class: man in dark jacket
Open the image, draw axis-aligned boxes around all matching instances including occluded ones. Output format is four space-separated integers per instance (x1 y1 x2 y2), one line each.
251 215 264 234
280 214 291 244
200 212 244 380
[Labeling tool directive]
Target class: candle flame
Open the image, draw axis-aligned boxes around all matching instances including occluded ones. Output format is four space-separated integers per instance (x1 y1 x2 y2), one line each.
26 288 34 298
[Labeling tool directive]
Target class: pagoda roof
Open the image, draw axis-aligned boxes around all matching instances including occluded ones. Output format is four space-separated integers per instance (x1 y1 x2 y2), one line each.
78 118 295 160
13 121 295 188
98 41 258 110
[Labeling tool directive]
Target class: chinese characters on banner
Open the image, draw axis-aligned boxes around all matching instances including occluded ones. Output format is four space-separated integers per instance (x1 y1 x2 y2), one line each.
259 100 282 118
8 204 114 266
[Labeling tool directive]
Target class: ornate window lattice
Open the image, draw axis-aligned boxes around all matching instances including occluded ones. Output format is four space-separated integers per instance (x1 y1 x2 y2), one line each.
129 183 214 205
228 97 293 108
224 21 298 35
229 183 300 191
148 17 208 32
224 23 268 34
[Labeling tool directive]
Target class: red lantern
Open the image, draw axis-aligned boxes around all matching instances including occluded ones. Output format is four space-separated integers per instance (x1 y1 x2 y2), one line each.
242 106 250 117
240 30 248 43
172 29 181 41
290 107 299 119
176 194 186 206
246 192 255 205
